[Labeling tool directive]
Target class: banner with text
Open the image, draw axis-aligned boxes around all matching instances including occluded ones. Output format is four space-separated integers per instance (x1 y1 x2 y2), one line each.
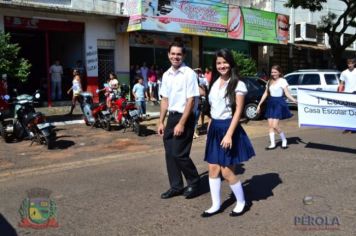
140 0 228 38
298 89 356 130
124 1 289 44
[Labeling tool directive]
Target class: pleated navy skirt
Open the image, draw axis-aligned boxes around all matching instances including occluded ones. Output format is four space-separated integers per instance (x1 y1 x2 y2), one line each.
204 119 255 166
264 96 293 120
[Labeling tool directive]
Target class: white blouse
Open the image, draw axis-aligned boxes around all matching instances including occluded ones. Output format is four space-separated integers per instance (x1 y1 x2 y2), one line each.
209 78 247 119
269 78 288 97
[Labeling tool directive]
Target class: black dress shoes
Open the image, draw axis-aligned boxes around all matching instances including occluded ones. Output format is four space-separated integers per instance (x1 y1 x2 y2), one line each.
201 209 222 218
265 146 276 150
183 186 199 199
229 202 251 217
160 188 183 199
281 145 288 149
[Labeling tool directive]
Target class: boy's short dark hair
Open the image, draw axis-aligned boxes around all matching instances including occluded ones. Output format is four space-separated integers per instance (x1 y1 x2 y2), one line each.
135 75 143 83
346 58 356 64
168 41 186 54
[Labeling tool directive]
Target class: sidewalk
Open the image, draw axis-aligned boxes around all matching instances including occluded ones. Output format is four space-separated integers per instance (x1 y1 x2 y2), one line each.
36 101 161 126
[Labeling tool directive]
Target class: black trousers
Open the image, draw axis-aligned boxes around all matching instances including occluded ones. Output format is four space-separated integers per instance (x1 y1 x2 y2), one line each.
163 112 200 190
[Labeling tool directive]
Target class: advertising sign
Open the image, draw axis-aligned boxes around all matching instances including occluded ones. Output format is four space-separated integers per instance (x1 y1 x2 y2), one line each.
297 89 356 130
125 0 143 31
228 7 289 44
124 1 289 45
140 0 228 38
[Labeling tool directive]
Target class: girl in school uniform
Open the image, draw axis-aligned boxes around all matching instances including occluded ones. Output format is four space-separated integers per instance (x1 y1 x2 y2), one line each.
256 65 297 150
202 49 255 218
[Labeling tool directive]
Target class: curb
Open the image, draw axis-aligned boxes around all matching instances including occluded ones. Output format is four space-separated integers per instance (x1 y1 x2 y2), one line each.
50 112 160 126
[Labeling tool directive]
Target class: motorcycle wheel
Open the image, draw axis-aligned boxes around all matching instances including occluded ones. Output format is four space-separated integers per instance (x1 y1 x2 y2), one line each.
45 134 55 150
102 119 111 131
133 121 141 136
0 122 11 143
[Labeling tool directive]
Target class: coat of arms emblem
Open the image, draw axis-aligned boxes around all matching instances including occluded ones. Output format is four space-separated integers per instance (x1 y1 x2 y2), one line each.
19 188 58 229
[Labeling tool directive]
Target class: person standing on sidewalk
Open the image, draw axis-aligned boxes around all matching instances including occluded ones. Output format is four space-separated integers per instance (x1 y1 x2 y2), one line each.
201 49 255 218
157 41 200 199
132 76 148 117
49 60 63 100
67 69 82 115
256 65 297 149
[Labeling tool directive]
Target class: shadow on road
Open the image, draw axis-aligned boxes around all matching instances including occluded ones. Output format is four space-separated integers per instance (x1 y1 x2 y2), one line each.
218 173 283 213
0 213 18 236
52 140 75 149
305 142 356 154
140 126 158 137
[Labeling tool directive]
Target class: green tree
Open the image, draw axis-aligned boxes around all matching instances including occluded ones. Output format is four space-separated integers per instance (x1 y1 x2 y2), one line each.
0 31 31 82
231 50 257 76
285 0 356 69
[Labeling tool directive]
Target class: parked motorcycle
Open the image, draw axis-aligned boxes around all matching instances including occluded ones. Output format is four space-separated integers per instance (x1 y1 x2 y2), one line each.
78 91 108 128
0 94 11 142
103 85 142 136
0 90 56 149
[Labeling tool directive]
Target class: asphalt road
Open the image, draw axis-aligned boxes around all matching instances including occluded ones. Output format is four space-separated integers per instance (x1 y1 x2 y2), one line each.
0 114 355 236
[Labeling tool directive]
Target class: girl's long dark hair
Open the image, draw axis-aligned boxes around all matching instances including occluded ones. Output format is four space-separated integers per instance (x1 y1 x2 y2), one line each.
208 48 240 115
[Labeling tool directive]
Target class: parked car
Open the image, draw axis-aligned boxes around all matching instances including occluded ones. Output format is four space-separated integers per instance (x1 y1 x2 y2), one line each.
241 76 266 120
284 69 340 106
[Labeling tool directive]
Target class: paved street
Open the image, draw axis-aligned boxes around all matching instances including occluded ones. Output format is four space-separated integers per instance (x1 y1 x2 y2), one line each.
0 112 356 236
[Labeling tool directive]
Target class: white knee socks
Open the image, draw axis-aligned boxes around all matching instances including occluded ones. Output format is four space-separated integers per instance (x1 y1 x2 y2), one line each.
205 177 221 213
280 132 287 147
230 181 246 213
269 132 275 148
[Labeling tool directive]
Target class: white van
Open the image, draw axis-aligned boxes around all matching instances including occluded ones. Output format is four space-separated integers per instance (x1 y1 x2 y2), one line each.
284 69 340 105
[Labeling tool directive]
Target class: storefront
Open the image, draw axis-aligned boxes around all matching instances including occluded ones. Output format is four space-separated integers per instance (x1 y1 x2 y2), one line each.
4 16 85 105
201 37 252 71
122 0 289 85
129 31 193 71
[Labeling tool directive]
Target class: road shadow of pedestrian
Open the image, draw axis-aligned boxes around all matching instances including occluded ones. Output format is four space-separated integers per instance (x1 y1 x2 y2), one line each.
305 142 356 154
0 213 18 236
220 173 282 213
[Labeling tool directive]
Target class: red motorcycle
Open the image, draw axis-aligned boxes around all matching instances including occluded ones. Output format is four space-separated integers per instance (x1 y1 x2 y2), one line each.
103 85 142 136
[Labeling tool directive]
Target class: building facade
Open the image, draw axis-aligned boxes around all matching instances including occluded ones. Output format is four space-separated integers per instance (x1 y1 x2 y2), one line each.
1 0 354 106
252 0 356 72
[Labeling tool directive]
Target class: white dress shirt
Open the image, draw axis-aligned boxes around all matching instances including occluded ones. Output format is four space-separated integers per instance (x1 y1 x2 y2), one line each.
269 78 288 97
160 64 200 113
209 78 247 120
340 69 356 92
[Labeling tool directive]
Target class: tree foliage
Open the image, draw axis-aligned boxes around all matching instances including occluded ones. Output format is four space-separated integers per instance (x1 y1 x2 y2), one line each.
285 0 356 69
0 31 31 82
231 50 257 76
